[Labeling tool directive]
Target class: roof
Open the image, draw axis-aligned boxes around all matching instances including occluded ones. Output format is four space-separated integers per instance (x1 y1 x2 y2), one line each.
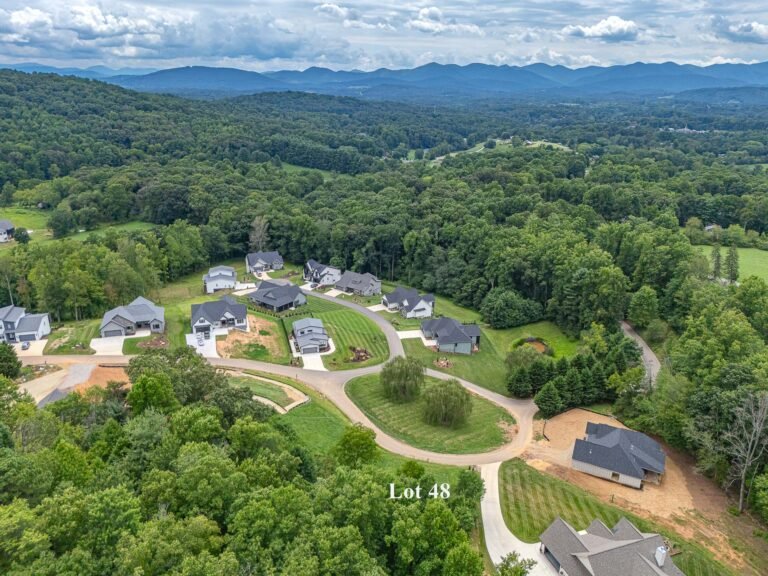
385 286 435 312
246 251 282 267
421 317 480 346
248 280 303 309
15 313 48 333
572 423 666 480
0 305 25 324
293 318 328 350
540 517 685 576
0 220 14 231
293 317 325 332
335 270 379 291
191 296 247 326
100 297 164 330
204 266 236 282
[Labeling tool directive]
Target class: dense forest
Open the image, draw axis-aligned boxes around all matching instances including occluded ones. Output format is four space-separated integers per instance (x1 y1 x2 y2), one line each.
2 69 768 555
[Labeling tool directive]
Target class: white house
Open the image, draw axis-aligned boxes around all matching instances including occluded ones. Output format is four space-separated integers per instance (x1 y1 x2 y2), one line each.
303 259 342 286
246 251 284 275
203 265 237 294
0 220 15 243
100 297 165 338
190 296 248 339
382 287 435 319
0 305 51 342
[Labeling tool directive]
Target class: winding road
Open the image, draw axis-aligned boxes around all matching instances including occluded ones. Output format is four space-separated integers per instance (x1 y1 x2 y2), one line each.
20 295 661 571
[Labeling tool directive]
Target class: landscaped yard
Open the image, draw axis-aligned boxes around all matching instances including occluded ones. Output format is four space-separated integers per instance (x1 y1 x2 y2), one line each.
698 245 768 281
44 319 100 354
122 333 168 355
155 257 249 305
346 374 516 454
483 320 579 358
268 262 304 284
229 375 292 407
499 459 734 576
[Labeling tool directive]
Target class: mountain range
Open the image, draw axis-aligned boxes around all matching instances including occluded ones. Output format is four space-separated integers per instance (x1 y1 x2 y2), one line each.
3 61 768 103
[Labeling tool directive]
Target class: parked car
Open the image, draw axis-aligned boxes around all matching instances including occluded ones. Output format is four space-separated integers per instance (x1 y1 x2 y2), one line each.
310 283 319 289
21 341 30 350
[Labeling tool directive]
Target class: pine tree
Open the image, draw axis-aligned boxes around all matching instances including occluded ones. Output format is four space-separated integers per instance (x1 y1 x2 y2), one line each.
711 243 722 279
534 381 564 418
563 368 583 407
555 356 570 376
528 360 551 394
726 243 740 283
507 368 532 398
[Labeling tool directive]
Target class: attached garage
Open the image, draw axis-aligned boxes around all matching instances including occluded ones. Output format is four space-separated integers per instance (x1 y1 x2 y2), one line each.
17 334 37 342
103 329 124 338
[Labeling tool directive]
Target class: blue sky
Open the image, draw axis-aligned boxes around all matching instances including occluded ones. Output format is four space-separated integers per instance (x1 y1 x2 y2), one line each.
0 1 767 70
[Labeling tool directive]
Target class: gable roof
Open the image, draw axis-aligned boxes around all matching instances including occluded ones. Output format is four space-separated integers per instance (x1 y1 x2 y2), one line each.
191 296 247 326
293 317 324 332
248 280 303 309
0 220 14 231
335 270 379 292
293 318 328 350
100 297 164 330
246 251 282 267
385 286 435 312
0 305 25 324
540 517 684 576
421 317 480 346
16 313 48 333
204 265 236 282
572 423 666 480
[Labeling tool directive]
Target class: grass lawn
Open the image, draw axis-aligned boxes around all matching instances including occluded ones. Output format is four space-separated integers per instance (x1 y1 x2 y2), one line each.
268 263 304 284
483 320 579 359
346 374 515 454
499 459 734 576
44 319 100 354
698 245 768 281
155 257 249 305
0 207 52 247
164 296 210 349
229 375 292 407
68 221 156 242
122 335 152 355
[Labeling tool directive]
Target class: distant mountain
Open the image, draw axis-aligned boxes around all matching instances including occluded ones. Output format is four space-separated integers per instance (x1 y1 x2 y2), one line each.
0 62 156 79
674 86 768 105
10 60 768 102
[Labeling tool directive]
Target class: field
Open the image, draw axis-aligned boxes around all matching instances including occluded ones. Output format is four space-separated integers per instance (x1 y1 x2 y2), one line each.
218 313 292 364
268 263 304 284
228 375 292 407
281 296 389 370
0 207 52 247
43 319 100 354
698 245 768 281
499 459 734 576
68 221 156 241
379 291 481 330
346 374 516 454
483 320 579 358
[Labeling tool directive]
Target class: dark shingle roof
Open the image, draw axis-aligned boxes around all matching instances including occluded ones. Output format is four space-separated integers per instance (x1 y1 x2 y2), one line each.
100 297 164 330
16 313 48 333
0 220 14 231
421 317 480 346
335 270 378 292
385 286 434 312
191 297 247 326
572 423 666 479
246 251 282 267
249 281 303 309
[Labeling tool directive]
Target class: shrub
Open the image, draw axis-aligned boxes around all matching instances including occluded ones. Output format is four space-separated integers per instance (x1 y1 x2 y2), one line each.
422 379 472 428
380 357 424 403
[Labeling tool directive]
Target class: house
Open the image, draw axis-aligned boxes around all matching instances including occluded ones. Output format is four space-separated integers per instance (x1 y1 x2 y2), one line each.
292 317 330 354
571 423 666 489
421 317 481 355
100 297 165 338
245 251 284 274
303 259 342 286
0 306 50 342
248 281 306 313
191 296 248 339
203 266 237 294
0 220 14 243
382 287 435 319
335 271 381 296
539 517 684 576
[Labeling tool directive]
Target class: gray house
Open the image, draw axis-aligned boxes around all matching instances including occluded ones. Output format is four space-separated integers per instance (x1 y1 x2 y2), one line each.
571 423 666 489
0 305 51 342
540 517 684 576
0 220 14 243
100 297 165 338
421 317 481 355
292 317 330 354
203 266 237 294
382 287 435 319
248 281 306 313
303 259 342 286
191 296 248 339
335 271 381 296
245 251 284 274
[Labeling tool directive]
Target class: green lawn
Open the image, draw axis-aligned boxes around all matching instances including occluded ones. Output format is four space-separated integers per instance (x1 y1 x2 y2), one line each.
229 375 292 407
43 319 100 354
164 296 210 349
499 459 734 576
483 321 579 358
122 335 153 355
346 374 515 454
0 207 52 247
698 245 768 281
156 257 249 305
379 291 482 330
267 263 304 284
68 221 156 242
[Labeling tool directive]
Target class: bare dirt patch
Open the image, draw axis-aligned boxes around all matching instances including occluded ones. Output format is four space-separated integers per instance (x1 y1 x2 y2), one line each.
497 419 518 442
137 334 168 350
74 366 129 393
216 314 284 359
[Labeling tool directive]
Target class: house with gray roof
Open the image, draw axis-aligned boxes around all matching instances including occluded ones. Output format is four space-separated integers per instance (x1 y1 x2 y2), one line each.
203 265 237 294
292 317 329 354
191 296 248 339
0 220 15 243
421 317 481 355
0 305 50 343
540 517 684 576
245 251 284 274
100 297 165 338
382 287 435 319
248 281 306 313
571 423 666 489
335 271 381 296
303 259 342 286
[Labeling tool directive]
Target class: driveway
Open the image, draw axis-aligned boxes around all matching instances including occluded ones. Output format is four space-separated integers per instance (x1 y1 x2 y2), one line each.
185 330 224 358
620 321 661 385
397 330 436 346
90 330 150 356
325 288 343 297
300 353 328 371
13 340 46 357
367 304 387 312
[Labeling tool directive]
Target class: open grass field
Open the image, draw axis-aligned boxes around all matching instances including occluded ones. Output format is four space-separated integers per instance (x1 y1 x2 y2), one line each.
44 319 100 354
156 257 249 305
268 263 304 284
698 245 768 281
68 221 156 242
229 375 292 407
483 320 579 358
0 207 52 247
346 374 516 454
499 459 735 576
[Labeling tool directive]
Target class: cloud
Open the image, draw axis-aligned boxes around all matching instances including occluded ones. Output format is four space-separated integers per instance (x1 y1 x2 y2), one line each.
563 16 640 42
711 15 768 44
406 6 483 36
314 3 357 21
313 2 394 32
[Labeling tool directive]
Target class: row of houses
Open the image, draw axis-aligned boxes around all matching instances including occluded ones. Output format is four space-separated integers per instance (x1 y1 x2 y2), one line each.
304 260 381 296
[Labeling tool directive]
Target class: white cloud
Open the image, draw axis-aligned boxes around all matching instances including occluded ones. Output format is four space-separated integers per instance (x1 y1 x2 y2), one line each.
314 3 356 21
711 16 768 44
407 6 483 36
563 16 640 42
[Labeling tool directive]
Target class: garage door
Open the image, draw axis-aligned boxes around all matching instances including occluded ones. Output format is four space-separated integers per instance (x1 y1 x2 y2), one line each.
103 330 123 337
17 334 36 342
302 345 319 354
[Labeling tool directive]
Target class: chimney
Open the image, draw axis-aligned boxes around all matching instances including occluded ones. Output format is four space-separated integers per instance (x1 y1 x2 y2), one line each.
655 546 667 567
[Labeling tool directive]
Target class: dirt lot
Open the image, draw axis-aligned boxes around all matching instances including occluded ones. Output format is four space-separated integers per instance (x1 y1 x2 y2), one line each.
216 314 285 359
74 366 129 393
525 408 766 572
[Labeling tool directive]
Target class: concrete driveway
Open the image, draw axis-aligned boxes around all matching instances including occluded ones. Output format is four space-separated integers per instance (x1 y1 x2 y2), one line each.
13 340 46 357
367 304 387 312
397 330 436 346
185 330 223 358
300 353 328 371
90 330 150 356
325 288 343 297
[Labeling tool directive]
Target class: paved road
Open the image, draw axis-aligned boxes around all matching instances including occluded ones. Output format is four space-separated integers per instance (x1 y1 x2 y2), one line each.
620 320 661 385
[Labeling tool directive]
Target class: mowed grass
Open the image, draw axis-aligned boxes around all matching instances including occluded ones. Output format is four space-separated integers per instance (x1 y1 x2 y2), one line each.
499 459 735 576
698 245 768 281
68 221 156 242
44 319 100 354
346 374 515 454
0 207 52 247
229 375 292 407
483 320 579 358
122 335 153 355
268 263 304 284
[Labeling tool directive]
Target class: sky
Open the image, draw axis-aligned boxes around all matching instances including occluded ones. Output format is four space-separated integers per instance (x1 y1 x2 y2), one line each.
0 1 767 71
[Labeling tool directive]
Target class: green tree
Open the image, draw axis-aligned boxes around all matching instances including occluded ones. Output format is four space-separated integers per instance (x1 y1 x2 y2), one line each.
710 243 722 279
333 424 379 467
481 288 543 329
380 356 425 402
534 381 564 418
725 243 739 283
495 552 537 575
443 541 483 575
127 372 179 415
422 379 472 428
0 343 21 379
628 286 659 329
507 367 532 398
13 227 30 245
